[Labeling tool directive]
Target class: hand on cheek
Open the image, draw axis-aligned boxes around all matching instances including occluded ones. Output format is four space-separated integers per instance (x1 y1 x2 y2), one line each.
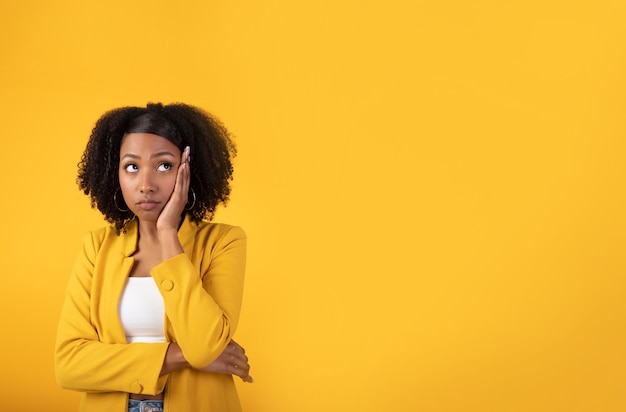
156 146 191 232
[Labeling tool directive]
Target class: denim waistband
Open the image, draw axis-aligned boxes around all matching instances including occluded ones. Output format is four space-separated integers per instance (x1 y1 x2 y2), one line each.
128 399 164 412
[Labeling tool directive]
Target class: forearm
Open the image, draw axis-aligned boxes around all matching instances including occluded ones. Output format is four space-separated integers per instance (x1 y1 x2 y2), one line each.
151 225 247 367
158 227 184 261
55 339 169 394
160 342 190 376
152 254 241 367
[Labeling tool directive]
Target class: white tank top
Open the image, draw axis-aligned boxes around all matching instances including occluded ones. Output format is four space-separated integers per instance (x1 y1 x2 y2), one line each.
118 277 166 343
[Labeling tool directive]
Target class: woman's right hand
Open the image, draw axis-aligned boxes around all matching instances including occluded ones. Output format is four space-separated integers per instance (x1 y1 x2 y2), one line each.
195 340 254 383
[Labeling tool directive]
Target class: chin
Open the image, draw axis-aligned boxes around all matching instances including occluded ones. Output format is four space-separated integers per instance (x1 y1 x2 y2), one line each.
133 210 162 223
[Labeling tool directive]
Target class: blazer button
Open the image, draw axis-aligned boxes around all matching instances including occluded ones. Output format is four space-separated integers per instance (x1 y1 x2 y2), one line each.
130 381 143 393
161 279 174 291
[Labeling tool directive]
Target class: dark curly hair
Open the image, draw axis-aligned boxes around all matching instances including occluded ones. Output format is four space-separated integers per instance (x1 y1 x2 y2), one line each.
77 102 237 233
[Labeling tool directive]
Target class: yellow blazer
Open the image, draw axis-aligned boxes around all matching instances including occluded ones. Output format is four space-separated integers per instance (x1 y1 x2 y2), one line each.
55 216 246 411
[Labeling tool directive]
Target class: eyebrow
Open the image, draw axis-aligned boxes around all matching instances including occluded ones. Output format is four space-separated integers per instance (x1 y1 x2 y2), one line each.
120 151 177 160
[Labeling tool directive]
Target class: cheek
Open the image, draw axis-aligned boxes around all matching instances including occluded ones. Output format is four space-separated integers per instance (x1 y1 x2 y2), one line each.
118 184 131 203
165 176 178 195
118 172 134 198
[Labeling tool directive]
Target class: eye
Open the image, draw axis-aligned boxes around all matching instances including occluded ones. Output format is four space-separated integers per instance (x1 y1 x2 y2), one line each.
157 163 172 172
124 163 139 173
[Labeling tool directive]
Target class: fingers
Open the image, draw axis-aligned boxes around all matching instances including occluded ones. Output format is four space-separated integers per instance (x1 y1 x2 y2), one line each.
168 146 191 211
224 342 249 372
226 340 254 383
214 352 253 382
193 340 254 383
233 365 254 383
176 146 191 197
219 361 254 383
240 374 255 383
229 340 245 353
156 147 191 231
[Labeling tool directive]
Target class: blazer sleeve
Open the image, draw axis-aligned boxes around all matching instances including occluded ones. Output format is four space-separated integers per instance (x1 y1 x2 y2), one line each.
150 225 247 368
54 231 169 395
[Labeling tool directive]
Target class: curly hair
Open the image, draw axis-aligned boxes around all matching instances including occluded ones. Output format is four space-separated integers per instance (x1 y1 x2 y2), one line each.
77 102 237 233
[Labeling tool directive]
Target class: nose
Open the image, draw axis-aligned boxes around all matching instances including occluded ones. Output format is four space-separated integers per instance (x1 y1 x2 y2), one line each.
139 170 155 193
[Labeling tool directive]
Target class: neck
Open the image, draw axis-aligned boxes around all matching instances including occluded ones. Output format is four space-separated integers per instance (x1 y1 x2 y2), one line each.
136 216 186 262
137 215 185 242
137 220 160 244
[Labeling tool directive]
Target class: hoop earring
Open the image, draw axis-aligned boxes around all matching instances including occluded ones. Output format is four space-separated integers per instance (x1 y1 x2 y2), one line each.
185 188 196 211
114 190 129 212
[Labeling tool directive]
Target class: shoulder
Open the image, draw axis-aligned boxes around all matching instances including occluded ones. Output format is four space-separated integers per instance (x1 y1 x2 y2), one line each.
191 221 246 244
80 224 125 252
183 220 246 255
73 224 121 264
194 221 245 237
190 222 246 271
84 224 119 243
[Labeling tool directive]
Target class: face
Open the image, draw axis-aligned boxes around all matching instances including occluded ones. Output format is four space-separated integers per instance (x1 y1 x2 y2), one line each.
118 133 181 223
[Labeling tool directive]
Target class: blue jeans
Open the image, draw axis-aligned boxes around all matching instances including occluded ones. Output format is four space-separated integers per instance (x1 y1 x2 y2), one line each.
128 399 164 412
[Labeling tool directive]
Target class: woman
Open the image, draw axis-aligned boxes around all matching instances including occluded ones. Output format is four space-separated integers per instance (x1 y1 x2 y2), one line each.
55 102 252 412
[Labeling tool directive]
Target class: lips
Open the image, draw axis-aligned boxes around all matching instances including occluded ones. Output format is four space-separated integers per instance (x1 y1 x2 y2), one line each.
136 199 160 210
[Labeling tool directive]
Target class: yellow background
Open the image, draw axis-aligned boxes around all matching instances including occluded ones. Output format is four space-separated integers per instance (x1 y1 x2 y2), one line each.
1 1 625 410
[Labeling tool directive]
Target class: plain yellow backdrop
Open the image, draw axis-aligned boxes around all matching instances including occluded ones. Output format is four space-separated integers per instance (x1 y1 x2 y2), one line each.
1 1 625 411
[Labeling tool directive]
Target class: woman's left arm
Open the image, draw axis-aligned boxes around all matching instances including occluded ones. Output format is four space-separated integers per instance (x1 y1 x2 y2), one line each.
151 225 247 368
